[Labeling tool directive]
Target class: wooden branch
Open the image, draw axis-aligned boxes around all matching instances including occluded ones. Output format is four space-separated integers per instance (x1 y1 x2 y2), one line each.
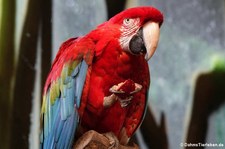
74 130 139 149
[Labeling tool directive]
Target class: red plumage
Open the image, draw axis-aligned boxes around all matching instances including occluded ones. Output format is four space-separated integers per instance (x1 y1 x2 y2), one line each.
41 6 163 148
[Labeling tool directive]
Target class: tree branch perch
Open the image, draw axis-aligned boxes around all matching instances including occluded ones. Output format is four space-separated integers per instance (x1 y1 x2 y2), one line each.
73 130 139 149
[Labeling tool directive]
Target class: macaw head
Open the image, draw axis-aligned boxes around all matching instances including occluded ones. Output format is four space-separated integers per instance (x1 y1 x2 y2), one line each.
105 6 163 61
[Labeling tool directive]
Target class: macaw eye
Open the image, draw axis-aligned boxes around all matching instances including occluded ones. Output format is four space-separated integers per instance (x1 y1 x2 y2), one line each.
123 18 140 27
123 18 133 26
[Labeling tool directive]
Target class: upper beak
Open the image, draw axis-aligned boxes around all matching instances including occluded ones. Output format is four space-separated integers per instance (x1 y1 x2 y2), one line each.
128 21 160 61
143 21 160 61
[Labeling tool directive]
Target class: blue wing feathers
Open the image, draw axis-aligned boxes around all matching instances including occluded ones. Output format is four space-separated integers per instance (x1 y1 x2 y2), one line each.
41 60 88 149
55 113 64 142
74 61 88 107
68 111 78 149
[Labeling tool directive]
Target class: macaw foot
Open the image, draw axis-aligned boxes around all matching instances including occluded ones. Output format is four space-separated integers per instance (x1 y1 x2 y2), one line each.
103 132 119 149
103 79 142 108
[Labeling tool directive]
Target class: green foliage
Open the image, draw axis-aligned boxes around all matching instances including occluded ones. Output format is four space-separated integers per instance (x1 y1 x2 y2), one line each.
210 54 225 73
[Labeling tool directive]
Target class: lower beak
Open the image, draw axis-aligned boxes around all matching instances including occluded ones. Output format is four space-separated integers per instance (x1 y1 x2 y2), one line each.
143 21 160 61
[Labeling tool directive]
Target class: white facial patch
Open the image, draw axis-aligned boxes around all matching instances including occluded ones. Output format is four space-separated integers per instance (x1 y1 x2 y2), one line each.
119 18 141 52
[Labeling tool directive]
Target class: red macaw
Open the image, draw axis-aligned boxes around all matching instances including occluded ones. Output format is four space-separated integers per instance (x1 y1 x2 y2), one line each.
40 6 163 149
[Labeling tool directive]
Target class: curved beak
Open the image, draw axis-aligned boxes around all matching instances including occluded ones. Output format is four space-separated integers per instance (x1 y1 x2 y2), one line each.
143 21 160 61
